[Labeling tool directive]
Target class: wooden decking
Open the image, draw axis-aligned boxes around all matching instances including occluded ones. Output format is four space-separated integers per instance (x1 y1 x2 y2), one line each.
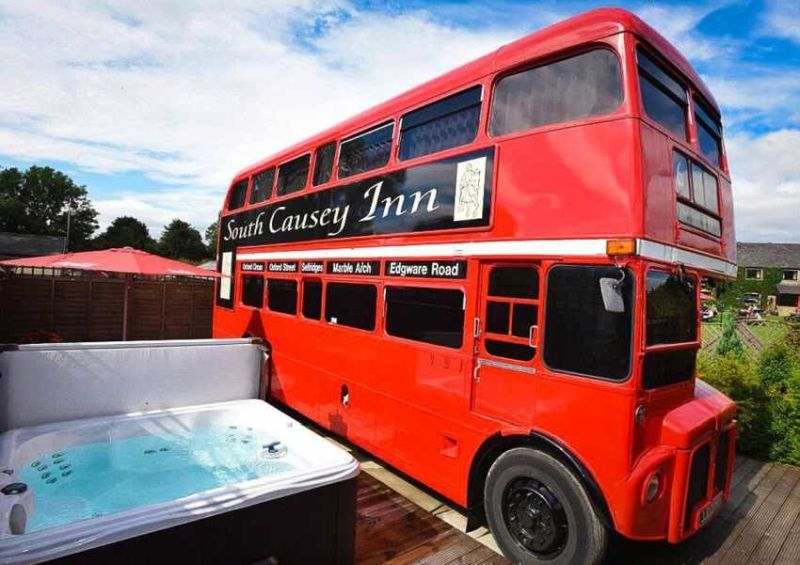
354 455 800 565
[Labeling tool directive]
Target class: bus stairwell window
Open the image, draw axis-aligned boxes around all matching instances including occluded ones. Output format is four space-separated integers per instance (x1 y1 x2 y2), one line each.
386 286 464 348
267 279 298 315
276 154 310 196
241 275 264 308
399 86 481 161
490 49 622 136
325 282 377 330
338 122 393 178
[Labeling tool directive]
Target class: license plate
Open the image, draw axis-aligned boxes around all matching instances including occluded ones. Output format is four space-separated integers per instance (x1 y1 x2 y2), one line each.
698 495 723 527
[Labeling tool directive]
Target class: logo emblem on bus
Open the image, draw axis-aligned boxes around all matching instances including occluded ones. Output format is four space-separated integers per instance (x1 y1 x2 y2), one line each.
454 157 486 222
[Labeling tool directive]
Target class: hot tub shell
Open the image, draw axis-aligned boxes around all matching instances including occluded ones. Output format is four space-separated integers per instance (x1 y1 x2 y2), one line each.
0 399 359 565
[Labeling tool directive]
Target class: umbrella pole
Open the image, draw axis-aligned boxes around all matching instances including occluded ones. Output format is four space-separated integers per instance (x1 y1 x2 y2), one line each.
122 275 131 341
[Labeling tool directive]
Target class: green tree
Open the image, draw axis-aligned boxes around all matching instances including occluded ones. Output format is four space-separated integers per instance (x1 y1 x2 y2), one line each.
93 216 157 251
205 219 219 256
715 312 745 358
159 219 208 262
0 165 98 250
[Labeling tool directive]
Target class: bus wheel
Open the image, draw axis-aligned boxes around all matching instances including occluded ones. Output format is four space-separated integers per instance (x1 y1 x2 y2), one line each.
484 448 608 565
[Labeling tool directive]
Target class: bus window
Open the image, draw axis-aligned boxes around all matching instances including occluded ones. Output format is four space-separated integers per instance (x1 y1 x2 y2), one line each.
302 279 322 319
673 150 721 236
543 265 633 380
312 142 336 186
241 275 264 308
637 47 688 140
489 49 622 137
643 270 698 388
276 154 310 197
483 266 539 361
338 122 393 179
227 179 248 211
694 98 722 167
250 168 275 204
399 86 481 161
267 279 298 315
325 282 377 330
385 286 464 348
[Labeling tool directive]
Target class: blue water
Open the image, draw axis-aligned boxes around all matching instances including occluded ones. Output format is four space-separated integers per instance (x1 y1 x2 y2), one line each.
19 425 294 533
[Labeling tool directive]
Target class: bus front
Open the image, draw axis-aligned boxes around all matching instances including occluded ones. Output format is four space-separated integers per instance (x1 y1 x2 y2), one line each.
623 29 737 543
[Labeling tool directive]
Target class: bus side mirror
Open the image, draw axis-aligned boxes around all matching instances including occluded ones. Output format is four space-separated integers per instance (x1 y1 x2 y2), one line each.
600 277 625 313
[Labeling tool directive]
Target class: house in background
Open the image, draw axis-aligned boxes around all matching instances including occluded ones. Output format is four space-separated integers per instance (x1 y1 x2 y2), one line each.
736 242 800 314
0 231 65 260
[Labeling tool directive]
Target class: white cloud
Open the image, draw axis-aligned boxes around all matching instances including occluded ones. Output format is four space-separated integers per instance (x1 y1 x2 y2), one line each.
727 129 800 242
0 0 514 236
763 0 800 43
634 3 729 62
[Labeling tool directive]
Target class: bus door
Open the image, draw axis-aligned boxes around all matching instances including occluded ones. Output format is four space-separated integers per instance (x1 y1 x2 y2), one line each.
471 263 540 424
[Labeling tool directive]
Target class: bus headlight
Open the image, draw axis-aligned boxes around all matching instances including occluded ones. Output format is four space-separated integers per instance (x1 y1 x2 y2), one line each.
644 470 662 503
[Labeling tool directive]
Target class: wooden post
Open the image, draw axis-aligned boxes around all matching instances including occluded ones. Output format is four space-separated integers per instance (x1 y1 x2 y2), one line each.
122 275 131 341
160 282 167 340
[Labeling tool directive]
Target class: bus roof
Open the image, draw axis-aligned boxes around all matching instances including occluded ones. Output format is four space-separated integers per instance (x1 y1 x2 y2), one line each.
233 7 718 183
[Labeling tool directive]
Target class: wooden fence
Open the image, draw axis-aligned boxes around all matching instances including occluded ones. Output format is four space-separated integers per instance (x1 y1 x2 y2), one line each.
0 275 213 343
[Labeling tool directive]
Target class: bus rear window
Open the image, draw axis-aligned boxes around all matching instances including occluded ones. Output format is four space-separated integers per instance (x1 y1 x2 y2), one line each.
227 179 248 211
385 286 464 349
489 49 622 137
646 270 697 345
637 47 688 140
543 265 633 380
325 282 377 330
241 275 264 308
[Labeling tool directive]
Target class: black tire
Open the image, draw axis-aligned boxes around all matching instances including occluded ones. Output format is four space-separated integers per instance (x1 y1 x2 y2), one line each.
484 448 608 565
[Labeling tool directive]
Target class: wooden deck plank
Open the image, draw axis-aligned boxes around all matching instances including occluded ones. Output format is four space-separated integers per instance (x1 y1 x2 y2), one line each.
774 511 800 565
718 466 800 564
747 473 800 565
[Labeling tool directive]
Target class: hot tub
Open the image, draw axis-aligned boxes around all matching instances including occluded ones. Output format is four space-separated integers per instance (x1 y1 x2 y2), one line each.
0 399 359 564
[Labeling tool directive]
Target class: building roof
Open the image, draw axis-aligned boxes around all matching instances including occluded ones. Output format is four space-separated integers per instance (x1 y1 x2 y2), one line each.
737 242 800 269
0 231 65 259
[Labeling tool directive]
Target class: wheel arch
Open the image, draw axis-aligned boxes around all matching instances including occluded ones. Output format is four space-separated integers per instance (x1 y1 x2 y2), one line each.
465 432 615 532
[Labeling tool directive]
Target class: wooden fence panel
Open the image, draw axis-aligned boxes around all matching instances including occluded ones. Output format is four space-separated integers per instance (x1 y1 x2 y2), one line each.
0 275 213 343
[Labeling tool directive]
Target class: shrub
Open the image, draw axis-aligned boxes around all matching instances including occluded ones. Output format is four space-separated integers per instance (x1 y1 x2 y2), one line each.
758 342 800 465
715 312 745 358
699 353 771 458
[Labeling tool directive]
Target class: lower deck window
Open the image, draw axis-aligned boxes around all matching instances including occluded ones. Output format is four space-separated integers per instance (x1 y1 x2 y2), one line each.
325 282 377 330
241 275 264 308
267 279 297 315
543 265 633 380
385 286 464 349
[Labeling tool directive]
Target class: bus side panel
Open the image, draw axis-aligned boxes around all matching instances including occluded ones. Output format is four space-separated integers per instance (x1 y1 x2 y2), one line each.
493 119 640 240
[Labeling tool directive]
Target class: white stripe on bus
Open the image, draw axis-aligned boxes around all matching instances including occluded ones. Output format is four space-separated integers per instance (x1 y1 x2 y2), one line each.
235 238 737 277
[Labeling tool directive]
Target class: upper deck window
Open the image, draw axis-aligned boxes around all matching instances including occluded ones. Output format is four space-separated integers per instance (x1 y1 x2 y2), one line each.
312 142 336 186
338 122 393 179
694 98 723 167
227 179 248 211
637 47 688 140
250 168 274 204
489 49 622 137
276 154 310 197
399 86 481 161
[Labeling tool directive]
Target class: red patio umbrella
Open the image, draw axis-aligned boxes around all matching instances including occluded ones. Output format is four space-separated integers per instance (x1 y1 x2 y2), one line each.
0 247 218 340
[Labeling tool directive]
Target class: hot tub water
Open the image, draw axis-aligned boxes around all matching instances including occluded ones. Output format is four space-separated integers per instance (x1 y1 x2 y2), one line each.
19 424 295 533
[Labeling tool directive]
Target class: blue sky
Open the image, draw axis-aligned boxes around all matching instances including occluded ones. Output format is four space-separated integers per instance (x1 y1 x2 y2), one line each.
1 0 798 242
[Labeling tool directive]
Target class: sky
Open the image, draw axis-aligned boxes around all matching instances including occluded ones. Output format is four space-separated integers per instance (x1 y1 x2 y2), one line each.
0 0 799 243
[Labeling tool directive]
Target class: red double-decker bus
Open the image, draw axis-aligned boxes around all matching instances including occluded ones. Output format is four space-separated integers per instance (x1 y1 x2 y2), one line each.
213 8 737 564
